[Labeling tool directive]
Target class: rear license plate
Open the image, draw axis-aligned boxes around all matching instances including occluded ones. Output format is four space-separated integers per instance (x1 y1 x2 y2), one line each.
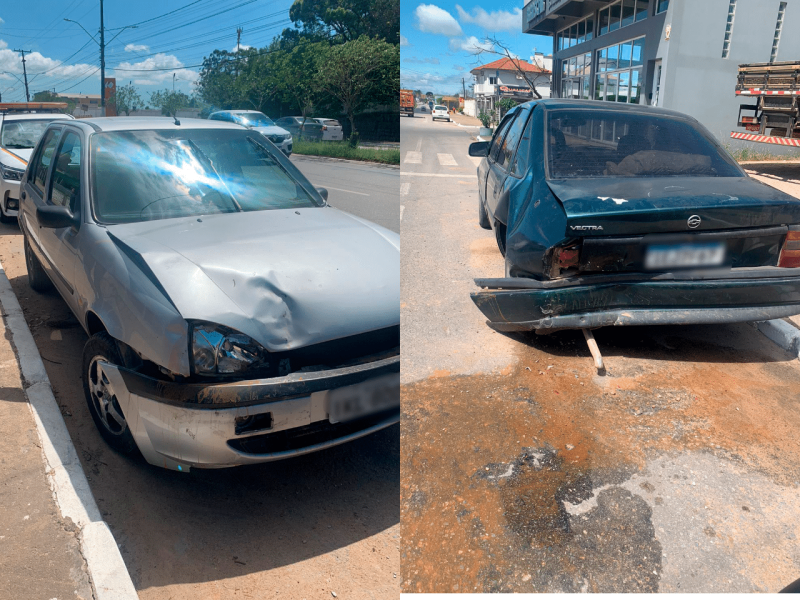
644 242 726 270
326 373 399 424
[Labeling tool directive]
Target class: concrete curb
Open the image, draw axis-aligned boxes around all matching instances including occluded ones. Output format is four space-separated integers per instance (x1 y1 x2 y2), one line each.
753 318 800 358
0 261 138 600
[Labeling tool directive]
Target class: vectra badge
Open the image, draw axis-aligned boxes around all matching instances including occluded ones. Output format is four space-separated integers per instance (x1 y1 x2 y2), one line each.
570 225 604 231
687 215 701 229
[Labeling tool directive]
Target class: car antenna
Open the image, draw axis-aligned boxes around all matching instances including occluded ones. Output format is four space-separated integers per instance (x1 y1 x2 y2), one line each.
173 115 180 126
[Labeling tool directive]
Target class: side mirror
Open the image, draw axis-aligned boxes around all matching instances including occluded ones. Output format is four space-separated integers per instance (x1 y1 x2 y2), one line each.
469 141 490 157
316 187 329 202
37 205 78 229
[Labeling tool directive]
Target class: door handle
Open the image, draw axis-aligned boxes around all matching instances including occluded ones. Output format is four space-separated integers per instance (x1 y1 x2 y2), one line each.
21 191 26 200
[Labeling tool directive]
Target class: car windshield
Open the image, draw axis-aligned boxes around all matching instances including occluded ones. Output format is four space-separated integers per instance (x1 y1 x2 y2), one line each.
234 113 274 127
1 119 59 149
546 109 743 179
435 106 446 111
91 129 321 224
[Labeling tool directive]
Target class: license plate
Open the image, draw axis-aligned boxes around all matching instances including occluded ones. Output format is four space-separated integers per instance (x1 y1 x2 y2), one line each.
644 242 725 270
326 374 399 424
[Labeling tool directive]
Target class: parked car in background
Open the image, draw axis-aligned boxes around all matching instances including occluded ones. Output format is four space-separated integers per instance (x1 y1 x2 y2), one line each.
19 117 400 471
208 110 292 156
469 99 800 333
0 102 74 223
432 105 450 122
314 118 344 141
274 116 324 141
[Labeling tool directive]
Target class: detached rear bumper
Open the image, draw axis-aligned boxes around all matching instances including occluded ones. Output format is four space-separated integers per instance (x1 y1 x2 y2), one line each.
101 356 399 471
471 267 800 331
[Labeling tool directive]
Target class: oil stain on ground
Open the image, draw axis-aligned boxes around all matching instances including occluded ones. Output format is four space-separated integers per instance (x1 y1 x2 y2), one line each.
401 325 800 592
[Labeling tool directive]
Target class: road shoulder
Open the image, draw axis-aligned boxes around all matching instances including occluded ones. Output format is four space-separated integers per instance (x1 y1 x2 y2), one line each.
0 259 138 600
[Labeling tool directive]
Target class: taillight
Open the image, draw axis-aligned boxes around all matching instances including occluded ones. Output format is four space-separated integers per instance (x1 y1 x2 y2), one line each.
778 228 800 267
552 242 581 276
322 125 327 130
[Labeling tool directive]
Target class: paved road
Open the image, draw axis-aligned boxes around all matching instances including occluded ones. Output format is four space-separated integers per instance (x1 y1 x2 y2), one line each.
292 155 400 232
0 157 399 600
400 111 800 593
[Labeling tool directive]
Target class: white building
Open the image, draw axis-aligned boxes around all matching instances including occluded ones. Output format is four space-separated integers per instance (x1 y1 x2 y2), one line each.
470 57 552 116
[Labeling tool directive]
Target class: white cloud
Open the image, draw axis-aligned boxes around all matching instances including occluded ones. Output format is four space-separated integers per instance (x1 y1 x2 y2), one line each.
111 53 199 87
455 5 522 32
414 4 463 37
0 43 95 79
449 36 494 54
124 44 150 53
231 44 252 52
400 34 410 46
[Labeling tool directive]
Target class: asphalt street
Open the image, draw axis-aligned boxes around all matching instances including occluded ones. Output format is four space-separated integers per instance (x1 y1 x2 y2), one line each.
0 155 399 600
291 155 400 232
400 106 800 593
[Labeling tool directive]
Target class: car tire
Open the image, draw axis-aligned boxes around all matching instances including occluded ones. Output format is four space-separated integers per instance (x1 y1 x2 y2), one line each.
478 198 491 230
0 210 11 224
495 221 507 257
24 236 53 292
82 333 139 457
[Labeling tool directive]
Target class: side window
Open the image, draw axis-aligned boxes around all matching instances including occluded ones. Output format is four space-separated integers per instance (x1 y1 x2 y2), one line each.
209 113 221 121
50 131 82 212
511 111 535 176
499 109 530 172
489 113 517 163
32 129 60 197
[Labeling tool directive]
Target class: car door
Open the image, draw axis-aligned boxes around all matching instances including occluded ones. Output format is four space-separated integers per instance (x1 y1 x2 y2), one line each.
20 125 63 287
477 113 515 210
482 111 519 222
488 108 533 226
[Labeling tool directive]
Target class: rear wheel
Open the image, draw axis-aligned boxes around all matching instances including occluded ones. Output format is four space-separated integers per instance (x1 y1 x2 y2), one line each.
478 198 491 230
495 221 507 257
82 333 138 456
24 236 53 292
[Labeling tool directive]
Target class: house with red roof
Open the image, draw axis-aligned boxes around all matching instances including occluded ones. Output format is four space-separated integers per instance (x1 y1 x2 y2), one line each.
469 53 552 116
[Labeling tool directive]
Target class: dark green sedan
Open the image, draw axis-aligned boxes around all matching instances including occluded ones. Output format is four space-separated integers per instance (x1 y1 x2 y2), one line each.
469 99 800 333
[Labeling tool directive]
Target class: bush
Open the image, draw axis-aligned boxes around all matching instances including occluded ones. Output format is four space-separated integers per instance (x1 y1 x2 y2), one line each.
292 140 399 164
478 111 493 128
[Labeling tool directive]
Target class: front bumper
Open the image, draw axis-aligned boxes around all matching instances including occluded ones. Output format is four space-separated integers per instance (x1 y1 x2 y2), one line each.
101 355 399 471
1 180 21 217
472 267 800 331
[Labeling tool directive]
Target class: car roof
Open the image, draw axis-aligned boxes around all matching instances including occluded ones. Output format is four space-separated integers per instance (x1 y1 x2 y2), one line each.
67 116 245 132
211 110 264 115
529 98 697 120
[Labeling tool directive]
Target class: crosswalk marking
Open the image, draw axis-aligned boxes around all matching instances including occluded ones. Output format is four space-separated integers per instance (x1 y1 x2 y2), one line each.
400 182 411 196
437 153 457 166
404 151 422 164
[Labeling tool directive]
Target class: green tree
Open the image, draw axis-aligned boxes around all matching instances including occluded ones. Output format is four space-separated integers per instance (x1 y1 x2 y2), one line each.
149 89 190 117
110 84 143 116
317 36 399 139
32 90 76 113
289 0 399 43
273 41 327 127
197 50 241 109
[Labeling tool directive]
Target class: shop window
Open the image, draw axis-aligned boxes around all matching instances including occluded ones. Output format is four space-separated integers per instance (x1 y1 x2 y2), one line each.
585 17 594 41
632 37 645 67
609 3 621 32
578 20 586 44
620 40 633 68
636 0 649 21
599 7 610 35
622 0 636 27
657 0 669 13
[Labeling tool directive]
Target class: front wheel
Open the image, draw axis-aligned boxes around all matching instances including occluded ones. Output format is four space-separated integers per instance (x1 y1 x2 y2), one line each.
82 333 139 456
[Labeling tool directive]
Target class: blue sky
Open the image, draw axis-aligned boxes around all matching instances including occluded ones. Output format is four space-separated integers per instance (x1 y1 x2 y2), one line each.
401 1 552 95
0 0 295 102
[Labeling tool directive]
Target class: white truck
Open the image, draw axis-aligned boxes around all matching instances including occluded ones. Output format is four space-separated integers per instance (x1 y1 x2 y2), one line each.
0 102 73 222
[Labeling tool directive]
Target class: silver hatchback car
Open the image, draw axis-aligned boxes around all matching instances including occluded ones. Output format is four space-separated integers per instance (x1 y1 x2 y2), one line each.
18 117 400 471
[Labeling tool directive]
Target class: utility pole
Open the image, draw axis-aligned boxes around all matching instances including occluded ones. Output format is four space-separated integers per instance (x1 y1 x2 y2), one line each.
236 27 243 53
462 77 466 100
100 0 105 109
13 50 31 101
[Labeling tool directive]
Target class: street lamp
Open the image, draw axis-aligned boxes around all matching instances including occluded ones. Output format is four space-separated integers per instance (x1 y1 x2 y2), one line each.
64 11 137 111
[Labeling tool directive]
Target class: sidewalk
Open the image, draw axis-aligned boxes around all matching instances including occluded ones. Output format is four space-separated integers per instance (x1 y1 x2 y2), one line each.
448 112 482 127
0 316 94 599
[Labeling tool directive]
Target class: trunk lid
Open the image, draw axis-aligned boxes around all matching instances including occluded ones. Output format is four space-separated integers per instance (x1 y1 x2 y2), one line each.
548 176 800 236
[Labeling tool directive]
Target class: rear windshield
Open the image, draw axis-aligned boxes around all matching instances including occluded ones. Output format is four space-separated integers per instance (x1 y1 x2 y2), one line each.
434 106 447 111
1 118 61 149
322 119 341 126
91 129 321 224
546 109 743 179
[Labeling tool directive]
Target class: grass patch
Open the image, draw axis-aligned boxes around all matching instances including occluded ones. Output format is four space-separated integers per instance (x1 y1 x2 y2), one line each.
292 140 399 164
724 142 800 163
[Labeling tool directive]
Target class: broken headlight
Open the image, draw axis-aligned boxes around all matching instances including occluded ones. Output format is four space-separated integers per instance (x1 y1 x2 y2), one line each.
191 322 270 375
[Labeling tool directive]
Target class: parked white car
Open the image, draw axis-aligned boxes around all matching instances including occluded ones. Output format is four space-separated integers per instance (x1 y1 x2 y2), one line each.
314 118 344 141
1 105 74 222
432 105 450 122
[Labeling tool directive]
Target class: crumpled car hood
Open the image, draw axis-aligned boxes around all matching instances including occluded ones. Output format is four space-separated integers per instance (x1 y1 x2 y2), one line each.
106 207 399 351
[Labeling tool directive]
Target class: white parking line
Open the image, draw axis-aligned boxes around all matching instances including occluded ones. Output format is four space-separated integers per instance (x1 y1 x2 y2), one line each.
400 182 411 196
415 137 422 152
404 151 422 164
324 186 370 196
437 153 458 166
